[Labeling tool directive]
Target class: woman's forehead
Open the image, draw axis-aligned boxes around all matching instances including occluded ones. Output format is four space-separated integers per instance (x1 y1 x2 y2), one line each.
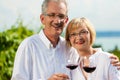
68 25 88 33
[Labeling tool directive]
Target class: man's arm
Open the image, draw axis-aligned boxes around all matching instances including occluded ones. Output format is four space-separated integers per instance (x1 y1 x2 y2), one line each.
11 40 32 80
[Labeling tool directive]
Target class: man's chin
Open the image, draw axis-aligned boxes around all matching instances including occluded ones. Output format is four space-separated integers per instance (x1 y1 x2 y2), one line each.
54 31 62 36
56 32 62 35
54 28 63 32
52 27 63 35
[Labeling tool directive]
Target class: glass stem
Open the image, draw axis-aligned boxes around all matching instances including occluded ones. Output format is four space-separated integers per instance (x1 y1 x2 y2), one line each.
70 70 72 80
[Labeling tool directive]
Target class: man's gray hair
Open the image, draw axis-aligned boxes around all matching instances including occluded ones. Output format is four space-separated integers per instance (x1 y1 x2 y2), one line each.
41 0 68 14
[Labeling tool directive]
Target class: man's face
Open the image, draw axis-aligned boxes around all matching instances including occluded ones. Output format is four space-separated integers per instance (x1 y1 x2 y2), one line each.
40 1 68 38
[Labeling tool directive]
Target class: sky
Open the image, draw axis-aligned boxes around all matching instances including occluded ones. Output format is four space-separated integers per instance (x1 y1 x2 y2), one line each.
0 0 120 32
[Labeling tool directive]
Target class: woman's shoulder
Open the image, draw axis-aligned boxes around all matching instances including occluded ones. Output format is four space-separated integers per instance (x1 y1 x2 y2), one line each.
95 48 111 58
99 51 112 59
95 48 112 63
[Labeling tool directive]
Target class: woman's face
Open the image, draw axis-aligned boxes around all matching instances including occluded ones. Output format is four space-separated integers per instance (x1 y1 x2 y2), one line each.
69 26 91 51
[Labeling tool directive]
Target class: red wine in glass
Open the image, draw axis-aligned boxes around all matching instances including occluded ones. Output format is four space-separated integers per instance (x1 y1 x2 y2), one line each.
66 63 78 80
82 56 96 73
66 64 78 70
83 66 96 73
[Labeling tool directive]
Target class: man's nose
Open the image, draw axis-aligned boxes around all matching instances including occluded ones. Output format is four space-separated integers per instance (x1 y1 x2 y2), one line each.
54 21 64 27
53 16 63 23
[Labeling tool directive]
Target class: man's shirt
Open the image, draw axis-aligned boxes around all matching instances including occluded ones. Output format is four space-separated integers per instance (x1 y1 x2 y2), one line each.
11 29 78 80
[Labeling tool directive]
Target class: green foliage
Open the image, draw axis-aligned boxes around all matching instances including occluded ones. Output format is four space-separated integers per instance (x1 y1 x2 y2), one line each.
93 44 102 48
0 22 34 80
93 44 120 59
109 45 120 59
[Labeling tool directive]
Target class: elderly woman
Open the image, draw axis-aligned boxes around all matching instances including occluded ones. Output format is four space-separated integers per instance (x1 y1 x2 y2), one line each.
65 17 120 80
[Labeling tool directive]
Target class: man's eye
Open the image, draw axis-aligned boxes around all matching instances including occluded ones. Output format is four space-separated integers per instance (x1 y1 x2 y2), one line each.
58 15 65 19
48 14 55 17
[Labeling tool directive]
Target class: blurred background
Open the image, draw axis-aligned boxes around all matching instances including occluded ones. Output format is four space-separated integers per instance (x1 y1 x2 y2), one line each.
0 0 120 80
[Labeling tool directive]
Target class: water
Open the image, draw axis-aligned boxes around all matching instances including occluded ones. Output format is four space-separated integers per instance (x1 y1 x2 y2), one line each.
95 36 120 51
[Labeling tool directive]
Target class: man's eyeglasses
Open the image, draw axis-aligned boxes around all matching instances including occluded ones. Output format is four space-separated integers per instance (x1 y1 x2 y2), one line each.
44 13 67 19
69 30 89 38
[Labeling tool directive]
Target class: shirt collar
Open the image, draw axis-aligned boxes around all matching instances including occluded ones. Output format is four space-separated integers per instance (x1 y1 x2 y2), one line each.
90 48 103 57
39 29 52 49
39 29 63 49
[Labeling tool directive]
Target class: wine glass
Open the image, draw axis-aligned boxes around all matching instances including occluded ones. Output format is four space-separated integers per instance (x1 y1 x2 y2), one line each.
82 56 96 80
66 59 79 80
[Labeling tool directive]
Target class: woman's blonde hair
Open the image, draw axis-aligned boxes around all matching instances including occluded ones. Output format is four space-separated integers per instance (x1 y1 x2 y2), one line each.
65 17 96 47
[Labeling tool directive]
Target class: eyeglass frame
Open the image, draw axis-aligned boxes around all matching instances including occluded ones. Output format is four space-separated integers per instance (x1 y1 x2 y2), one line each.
43 13 68 20
69 30 89 38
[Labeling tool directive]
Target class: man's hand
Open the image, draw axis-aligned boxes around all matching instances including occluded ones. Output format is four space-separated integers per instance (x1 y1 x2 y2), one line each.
48 73 69 80
110 54 120 70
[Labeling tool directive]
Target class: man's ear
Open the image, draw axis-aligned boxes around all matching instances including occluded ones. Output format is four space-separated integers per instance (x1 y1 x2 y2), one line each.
65 17 69 23
40 14 45 24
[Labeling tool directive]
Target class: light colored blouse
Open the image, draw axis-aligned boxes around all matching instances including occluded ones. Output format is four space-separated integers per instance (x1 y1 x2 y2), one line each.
11 30 78 80
71 48 120 80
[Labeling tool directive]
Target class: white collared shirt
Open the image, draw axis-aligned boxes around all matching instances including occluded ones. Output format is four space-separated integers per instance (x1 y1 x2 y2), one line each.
11 29 78 80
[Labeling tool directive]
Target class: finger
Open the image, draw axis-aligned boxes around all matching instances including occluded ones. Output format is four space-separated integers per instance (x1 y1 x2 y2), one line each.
114 62 120 66
53 74 64 80
48 74 59 80
55 73 69 79
52 74 58 80
117 67 120 70
116 62 120 70
110 54 118 59
111 60 119 65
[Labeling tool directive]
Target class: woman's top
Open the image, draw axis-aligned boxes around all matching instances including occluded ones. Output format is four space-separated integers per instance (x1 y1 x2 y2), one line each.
71 48 120 80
